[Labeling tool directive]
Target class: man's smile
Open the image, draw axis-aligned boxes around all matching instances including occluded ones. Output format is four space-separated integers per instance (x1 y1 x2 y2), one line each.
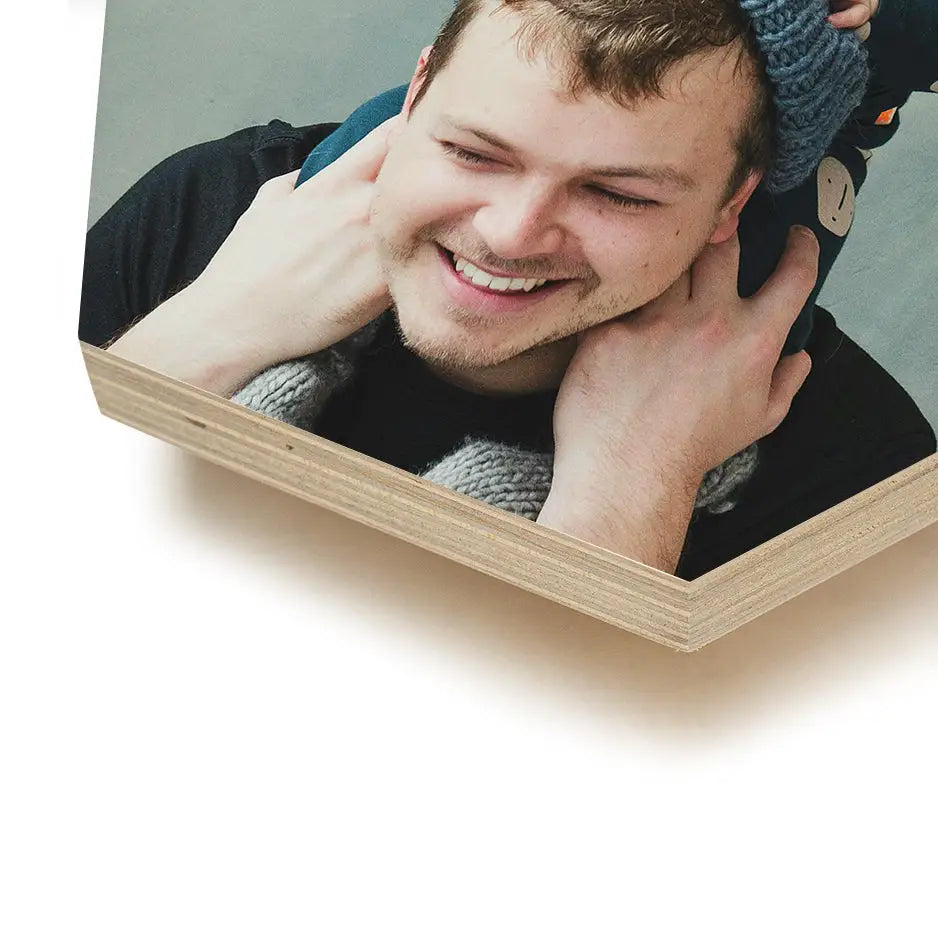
451 253 550 293
434 244 570 314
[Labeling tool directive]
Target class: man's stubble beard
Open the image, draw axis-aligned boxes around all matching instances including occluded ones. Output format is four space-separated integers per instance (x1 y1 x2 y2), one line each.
376 229 633 372
370 160 727 368
388 276 630 372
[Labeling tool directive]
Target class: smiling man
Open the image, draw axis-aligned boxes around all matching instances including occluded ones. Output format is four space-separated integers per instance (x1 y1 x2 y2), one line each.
369 1 768 394
85 0 936 576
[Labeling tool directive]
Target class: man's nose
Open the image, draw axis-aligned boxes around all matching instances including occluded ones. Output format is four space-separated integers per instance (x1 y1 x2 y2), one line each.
471 182 565 260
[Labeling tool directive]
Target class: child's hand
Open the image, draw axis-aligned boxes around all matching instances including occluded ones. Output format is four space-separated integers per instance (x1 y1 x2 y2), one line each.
109 115 402 396
827 0 879 31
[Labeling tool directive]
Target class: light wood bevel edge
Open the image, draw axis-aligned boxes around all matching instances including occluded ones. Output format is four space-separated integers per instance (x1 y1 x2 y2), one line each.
82 343 695 649
83 343 937 651
686 453 938 649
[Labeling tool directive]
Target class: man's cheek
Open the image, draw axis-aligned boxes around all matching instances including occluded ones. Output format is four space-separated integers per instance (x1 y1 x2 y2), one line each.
640 220 708 283
607 246 689 313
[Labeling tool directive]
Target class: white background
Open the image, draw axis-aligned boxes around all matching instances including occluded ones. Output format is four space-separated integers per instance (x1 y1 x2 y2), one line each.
3 4 937 936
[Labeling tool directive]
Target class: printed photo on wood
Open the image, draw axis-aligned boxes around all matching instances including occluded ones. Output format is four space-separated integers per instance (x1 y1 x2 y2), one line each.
79 0 938 648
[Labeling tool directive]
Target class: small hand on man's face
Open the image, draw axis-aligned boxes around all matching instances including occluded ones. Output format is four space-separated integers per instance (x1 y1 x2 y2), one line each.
550 225 819 495
185 115 402 381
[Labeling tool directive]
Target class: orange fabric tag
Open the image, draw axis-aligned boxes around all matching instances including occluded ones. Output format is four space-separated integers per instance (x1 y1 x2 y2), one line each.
874 107 898 126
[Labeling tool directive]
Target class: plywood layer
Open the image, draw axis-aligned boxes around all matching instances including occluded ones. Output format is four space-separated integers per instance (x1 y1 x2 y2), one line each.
82 342 938 650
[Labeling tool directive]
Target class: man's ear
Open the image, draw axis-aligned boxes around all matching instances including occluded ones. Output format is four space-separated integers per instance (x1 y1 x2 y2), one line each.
708 169 763 244
402 45 434 117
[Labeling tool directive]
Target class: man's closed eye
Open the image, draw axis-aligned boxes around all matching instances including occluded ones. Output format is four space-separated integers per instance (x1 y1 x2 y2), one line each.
439 141 658 211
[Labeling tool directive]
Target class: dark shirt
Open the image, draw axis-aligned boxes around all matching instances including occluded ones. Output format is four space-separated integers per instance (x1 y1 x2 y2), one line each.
315 313 557 475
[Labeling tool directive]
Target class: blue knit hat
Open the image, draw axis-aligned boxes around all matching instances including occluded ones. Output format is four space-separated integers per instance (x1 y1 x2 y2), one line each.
738 0 869 192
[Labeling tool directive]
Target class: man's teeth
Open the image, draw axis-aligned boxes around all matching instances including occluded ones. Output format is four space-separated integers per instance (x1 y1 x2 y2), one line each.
453 254 548 293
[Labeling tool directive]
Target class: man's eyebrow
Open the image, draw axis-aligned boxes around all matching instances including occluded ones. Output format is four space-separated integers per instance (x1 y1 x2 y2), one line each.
590 163 697 191
438 117 697 190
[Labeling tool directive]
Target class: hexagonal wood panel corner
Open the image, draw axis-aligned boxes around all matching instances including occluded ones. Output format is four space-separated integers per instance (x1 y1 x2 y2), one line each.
82 343 938 651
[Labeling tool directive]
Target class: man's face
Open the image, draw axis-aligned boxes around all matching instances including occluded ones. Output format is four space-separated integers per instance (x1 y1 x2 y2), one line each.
370 4 760 376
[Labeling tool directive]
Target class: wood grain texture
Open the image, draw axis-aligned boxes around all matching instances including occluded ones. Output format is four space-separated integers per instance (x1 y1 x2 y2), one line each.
688 454 938 649
82 342 938 651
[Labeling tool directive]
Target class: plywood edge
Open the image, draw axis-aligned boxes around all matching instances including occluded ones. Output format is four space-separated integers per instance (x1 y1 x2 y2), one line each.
82 342 695 649
686 453 938 649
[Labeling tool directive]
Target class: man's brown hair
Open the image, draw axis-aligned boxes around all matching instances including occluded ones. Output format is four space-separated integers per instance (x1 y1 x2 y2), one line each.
409 0 776 202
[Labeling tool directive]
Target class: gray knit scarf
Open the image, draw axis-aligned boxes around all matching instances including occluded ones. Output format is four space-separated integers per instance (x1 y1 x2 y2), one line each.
230 311 759 522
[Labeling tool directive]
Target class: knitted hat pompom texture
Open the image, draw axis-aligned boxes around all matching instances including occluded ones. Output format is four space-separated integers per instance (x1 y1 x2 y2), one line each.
739 0 870 192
